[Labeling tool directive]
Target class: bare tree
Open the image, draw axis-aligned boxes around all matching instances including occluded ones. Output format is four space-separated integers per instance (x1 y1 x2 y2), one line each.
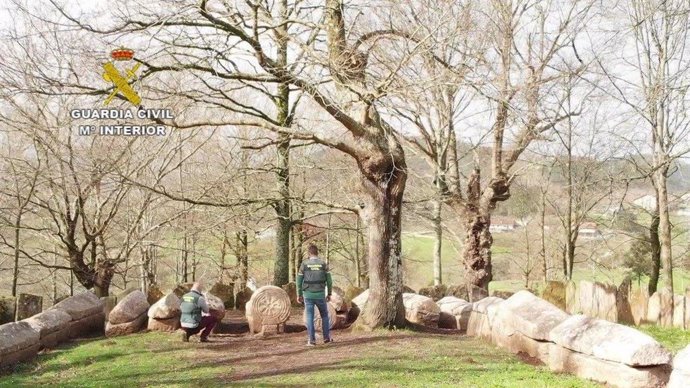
603 0 690 294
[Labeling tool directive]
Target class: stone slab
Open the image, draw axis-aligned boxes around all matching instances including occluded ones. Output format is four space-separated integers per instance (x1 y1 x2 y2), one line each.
0 321 39 354
550 314 672 366
15 294 42 321
548 345 671 388
501 290 568 341
23 309 71 337
68 312 105 338
51 292 103 321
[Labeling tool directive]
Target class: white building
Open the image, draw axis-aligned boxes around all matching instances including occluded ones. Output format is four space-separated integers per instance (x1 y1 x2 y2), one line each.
490 217 518 233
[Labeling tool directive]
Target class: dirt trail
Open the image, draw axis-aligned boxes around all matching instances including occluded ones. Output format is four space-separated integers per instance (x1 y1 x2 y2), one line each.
193 308 462 383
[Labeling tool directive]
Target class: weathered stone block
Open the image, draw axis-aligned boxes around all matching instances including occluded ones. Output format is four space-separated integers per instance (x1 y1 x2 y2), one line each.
445 284 469 300
15 294 42 321
105 312 147 337
548 345 671 388
281 282 298 307
146 285 164 306
234 287 253 311
630 288 649 326
0 321 39 354
0 343 40 368
172 283 194 298
23 309 71 338
147 293 181 320
211 282 235 309
344 286 365 302
38 328 69 349
437 296 471 330
616 278 634 325
0 296 16 324
673 295 686 330
501 290 568 341
147 316 180 332
565 281 579 314
550 315 672 366
109 290 149 325
659 288 674 328
647 291 661 324
594 282 618 322
351 289 370 311
204 292 226 321
402 293 440 327
51 291 103 321
68 312 105 338
668 344 690 388
101 296 117 323
467 285 489 302
541 281 566 311
418 284 447 301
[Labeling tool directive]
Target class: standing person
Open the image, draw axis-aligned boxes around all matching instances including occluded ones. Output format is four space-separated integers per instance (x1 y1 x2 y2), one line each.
179 282 217 342
297 244 333 346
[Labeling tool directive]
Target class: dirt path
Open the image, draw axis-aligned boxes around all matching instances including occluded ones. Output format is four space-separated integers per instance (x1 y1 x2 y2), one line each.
194 308 464 384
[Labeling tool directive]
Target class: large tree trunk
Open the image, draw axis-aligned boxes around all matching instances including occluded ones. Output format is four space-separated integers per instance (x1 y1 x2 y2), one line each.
432 197 443 286
567 230 578 280
237 229 249 290
648 205 661 295
93 261 115 297
273 135 291 286
460 168 508 290
540 189 548 282
11 217 21 297
462 210 493 290
654 169 674 293
272 3 292 287
357 146 407 329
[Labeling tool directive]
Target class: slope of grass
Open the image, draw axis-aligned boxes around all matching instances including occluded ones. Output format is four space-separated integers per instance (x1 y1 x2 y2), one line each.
0 331 600 388
637 325 690 353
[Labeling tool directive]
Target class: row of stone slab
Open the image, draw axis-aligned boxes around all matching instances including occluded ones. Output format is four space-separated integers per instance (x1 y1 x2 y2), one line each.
0 291 104 368
104 290 227 337
454 290 687 388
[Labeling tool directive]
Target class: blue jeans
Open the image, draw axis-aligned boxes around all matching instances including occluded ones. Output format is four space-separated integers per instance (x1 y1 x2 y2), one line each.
305 298 330 343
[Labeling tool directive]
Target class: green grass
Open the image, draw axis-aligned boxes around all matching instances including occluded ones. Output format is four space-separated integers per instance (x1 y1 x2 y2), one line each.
0 333 220 387
637 325 690 353
0 331 600 388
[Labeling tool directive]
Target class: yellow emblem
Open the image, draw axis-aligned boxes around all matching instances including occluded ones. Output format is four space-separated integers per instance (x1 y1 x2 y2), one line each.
102 47 141 106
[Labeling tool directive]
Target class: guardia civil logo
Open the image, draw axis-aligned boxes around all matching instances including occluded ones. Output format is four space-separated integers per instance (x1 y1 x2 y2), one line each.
102 47 141 106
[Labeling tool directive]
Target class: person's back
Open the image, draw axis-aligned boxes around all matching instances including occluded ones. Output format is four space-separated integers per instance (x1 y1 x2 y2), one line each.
300 257 329 298
297 244 333 346
178 282 217 342
180 289 204 328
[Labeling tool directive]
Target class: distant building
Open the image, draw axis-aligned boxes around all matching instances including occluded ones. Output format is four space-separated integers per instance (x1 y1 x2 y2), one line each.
490 217 518 233
579 222 602 238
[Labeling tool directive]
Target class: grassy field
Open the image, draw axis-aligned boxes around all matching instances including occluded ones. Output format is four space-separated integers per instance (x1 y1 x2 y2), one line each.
637 325 690 353
0 331 601 388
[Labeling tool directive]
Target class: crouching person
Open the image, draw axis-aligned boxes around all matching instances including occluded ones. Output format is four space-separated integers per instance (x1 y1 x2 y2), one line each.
179 282 217 342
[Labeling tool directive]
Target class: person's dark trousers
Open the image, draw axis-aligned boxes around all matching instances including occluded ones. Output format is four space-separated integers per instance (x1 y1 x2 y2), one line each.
184 315 217 339
305 298 330 343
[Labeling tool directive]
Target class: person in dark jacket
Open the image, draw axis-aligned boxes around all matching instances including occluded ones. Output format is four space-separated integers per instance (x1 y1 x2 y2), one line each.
179 282 217 342
297 244 333 346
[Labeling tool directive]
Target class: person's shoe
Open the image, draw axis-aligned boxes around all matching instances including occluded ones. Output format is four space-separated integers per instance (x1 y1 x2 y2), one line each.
179 331 189 342
324 338 334 344
200 337 210 343
306 341 316 347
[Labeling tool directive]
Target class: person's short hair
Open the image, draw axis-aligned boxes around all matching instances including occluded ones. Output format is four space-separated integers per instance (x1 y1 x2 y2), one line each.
191 282 203 292
307 244 319 256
